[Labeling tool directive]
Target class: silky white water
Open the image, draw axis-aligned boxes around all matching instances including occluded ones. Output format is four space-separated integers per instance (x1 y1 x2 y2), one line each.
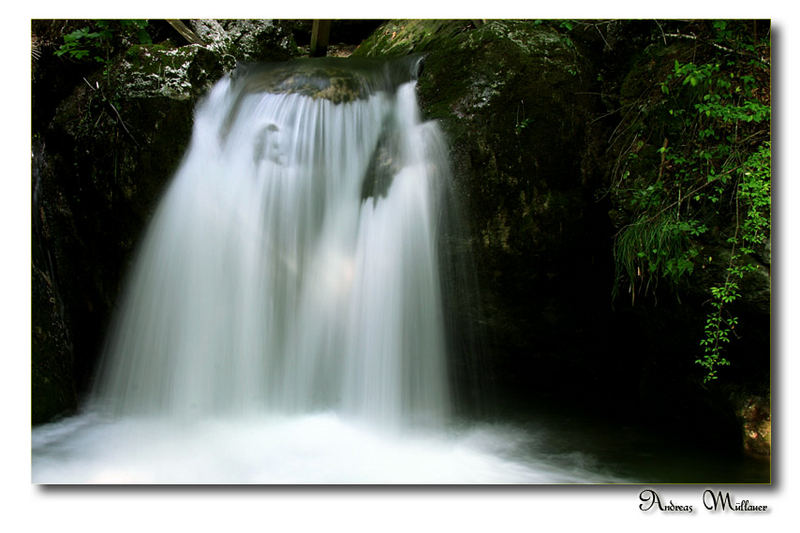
32 60 619 483
32 411 623 483
91 65 449 426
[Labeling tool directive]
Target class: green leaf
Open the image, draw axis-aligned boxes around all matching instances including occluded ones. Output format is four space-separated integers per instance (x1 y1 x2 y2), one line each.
137 29 152 44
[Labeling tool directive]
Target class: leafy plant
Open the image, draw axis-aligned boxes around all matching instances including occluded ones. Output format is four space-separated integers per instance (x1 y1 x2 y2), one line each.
697 141 770 382
609 20 771 382
613 214 705 303
515 117 532 135
55 20 152 65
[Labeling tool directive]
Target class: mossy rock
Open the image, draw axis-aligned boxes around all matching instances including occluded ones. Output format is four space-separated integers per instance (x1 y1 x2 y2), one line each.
356 20 608 403
188 19 300 68
234 60 378 104
232 56 419 104
119 43 224 100
357 24 598 304
355 20 595 254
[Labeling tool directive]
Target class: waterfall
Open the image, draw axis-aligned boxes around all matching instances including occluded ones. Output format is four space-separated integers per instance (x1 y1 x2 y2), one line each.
32 58 617 484
91 58 451 427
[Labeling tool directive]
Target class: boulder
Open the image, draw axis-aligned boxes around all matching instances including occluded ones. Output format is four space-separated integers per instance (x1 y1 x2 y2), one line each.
188 19 298 69
735 394 771 459
355 20 607 396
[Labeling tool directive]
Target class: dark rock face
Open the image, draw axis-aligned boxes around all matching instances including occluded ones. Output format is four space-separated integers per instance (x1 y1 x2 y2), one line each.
32 140 77 424
31 19 301 423
33 54 198 416
356 20 611 406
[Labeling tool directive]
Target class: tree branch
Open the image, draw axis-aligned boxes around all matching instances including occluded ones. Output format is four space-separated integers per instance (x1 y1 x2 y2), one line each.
166 19 205 45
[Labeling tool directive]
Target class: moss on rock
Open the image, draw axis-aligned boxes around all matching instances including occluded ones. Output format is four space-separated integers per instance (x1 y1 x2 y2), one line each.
356 21 601 375
188 19 299 69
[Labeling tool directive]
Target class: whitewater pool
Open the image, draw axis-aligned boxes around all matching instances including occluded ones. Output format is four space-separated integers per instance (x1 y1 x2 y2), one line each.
32 408 767 484
32 410 629 484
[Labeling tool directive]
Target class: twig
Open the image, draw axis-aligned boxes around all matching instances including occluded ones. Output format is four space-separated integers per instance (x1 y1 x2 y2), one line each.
654 19 667 45
736 129 769 145
593 23 611 50
107 100 139 146
606 87 650 146
657 137 669 181
663 31 767 64
587 101 635 125
82 77 139 146
664 32 734 53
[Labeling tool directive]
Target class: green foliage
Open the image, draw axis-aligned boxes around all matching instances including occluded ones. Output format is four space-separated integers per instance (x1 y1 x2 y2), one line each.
738 143 772 252
515 117 532 135
613 214 704 303
696 141 770 382
610 20 771 383
55 20 151 65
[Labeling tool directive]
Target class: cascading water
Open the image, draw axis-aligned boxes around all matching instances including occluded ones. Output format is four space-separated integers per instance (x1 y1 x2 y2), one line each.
31 58 618 483
92 59 449 427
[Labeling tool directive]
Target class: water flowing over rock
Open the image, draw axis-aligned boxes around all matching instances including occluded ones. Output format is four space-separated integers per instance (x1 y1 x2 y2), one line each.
91 58 452 427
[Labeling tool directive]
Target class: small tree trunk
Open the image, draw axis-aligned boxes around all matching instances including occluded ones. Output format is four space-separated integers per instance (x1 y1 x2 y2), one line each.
310 20 331 57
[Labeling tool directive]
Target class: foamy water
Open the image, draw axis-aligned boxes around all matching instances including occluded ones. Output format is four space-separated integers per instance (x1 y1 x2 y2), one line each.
32 410 622 484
